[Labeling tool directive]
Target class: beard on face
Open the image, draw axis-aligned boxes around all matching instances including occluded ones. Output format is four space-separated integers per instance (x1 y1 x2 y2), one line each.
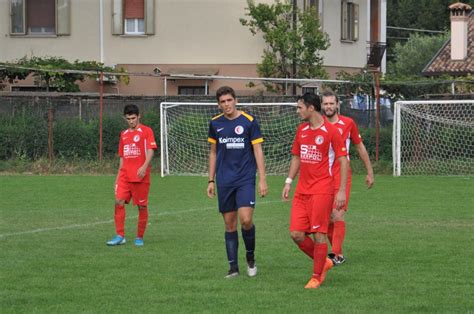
324 109 336 118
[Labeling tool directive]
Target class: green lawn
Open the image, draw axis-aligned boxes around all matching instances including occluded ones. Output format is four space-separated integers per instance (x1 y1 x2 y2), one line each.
1 175 473 312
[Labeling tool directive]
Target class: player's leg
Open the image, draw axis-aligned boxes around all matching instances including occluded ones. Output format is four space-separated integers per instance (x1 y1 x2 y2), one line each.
131 182 150 246
218 185 239 277
223 211 239 277
330 178 351 265
305 194 333 289
289 193 314 258
236 183 257 276
107 174 131 246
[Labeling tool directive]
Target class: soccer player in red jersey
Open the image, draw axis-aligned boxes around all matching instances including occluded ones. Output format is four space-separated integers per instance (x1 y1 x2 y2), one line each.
321 89 374 265
282 93 349 289
107 104 158 247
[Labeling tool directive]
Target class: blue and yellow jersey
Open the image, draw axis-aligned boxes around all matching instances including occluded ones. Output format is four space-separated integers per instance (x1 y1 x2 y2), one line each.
208 111 264 187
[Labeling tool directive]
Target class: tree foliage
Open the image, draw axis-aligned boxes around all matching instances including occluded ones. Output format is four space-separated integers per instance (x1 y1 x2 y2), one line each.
386 0 473 63
0 56 128 92
240 0 330 93
387 33 449 77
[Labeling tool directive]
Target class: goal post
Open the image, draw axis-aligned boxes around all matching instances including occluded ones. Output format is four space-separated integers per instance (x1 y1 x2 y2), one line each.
393 100 474 176
160 102 299 177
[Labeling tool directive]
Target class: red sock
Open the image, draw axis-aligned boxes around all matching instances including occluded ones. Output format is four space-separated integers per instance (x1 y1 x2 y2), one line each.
114 204 125 237
298 236 315 259
327 222 334 245
312 243 328 280
137 206 148 238
332 221 346 256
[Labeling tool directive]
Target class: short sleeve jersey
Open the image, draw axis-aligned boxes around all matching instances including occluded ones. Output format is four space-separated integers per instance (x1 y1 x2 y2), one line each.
291 120 347 195
118 124 157 183
331 115 362 177
208 111 263 187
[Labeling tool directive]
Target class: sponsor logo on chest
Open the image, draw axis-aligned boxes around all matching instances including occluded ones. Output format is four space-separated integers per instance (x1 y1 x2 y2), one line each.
218 125 246 149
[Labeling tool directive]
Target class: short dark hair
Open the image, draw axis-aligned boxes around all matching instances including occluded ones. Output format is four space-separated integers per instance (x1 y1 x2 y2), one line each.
216 86 236 101
124 104 140 116
321 89 339 103
298 92 321 111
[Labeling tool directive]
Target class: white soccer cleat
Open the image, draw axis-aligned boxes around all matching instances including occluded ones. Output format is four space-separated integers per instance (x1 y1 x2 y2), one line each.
247 264 257 277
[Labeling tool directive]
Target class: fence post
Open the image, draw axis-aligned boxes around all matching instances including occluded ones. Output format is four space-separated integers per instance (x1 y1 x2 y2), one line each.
48 106 54 162
99 71 104 161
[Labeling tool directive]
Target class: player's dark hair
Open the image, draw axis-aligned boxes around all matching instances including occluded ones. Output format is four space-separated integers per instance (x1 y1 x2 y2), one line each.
124 104 140 116
216 86 236 101
298 92 321 111
321 89 339 103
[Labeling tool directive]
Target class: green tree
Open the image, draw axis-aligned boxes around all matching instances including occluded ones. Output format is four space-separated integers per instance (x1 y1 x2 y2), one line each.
240 0 330 94
388 33 449 77
386 0 473 63
0 56 128 92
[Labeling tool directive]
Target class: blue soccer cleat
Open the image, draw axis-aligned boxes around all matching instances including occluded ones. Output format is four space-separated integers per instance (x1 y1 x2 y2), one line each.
107 235 126 246
134 237 144 246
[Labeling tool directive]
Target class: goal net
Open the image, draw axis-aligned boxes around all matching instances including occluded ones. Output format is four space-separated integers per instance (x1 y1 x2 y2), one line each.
393 100 474 176
160 102 299 176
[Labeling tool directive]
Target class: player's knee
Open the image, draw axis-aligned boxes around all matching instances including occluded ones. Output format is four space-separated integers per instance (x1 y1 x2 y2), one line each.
138 205 147 211
314 232 327 244
240 218 253 230
115 199 125 206
290 231 305 243
333 211 345 221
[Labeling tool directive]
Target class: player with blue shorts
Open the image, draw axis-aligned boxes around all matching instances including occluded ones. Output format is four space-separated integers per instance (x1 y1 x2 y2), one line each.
207 86 268 278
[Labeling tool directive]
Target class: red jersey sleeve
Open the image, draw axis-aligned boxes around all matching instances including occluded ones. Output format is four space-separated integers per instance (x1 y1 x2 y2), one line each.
145 127 158 150
349 120 362 145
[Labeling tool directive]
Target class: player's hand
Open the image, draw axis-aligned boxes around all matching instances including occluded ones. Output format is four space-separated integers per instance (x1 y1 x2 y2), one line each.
281 184 291 201
334 190 346 210
258 178 268 197
207 182 215 198
366 173 374 189
137 166 147 179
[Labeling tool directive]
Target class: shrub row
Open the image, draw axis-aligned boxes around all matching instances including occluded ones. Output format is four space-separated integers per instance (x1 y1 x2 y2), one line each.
0 111 393 163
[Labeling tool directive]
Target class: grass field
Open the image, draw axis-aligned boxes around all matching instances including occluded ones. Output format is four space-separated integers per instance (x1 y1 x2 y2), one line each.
1 174 473 312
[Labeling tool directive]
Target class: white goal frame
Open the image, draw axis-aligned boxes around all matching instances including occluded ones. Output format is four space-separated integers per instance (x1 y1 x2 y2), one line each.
160 102 298 177
393 100 474 176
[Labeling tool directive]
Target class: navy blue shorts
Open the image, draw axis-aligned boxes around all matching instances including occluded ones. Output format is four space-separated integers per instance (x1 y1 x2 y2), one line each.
217 183 256 213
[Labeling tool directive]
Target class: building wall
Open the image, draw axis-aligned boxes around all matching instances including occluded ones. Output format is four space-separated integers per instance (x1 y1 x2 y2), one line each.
1 0 377 95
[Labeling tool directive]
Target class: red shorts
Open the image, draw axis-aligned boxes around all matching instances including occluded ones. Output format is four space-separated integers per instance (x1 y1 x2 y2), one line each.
289 193 333 234
115 172 150 206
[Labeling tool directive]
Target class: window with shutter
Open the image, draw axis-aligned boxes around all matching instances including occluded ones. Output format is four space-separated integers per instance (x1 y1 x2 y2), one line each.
113 0 155 36
9 0 70 36
125 0 145 34
341 0 359 41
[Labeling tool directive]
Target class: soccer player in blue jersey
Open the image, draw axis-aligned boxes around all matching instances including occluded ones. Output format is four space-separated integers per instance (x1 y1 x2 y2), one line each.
207 86 268 278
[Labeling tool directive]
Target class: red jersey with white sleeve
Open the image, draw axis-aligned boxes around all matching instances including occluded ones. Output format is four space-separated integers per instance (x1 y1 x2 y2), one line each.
118 124 157 183
331 115 362 184
291 120 347 195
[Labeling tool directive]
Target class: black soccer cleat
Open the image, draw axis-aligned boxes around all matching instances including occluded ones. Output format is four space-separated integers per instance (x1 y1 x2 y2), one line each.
225 267 240 278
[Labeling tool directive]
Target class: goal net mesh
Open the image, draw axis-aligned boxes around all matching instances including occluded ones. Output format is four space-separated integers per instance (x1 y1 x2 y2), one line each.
393 100 474 176
160 102 299 176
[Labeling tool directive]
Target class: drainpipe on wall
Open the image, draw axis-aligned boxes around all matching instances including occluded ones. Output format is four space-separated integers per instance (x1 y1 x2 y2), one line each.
100 0 104 63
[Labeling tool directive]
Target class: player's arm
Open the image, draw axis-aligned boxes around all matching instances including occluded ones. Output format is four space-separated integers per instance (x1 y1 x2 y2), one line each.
282 155 300 201
207 143 217 198
115 157 123 189
253 143 268 197
354 142 374 188
335 156 348 209
137 149 154 179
